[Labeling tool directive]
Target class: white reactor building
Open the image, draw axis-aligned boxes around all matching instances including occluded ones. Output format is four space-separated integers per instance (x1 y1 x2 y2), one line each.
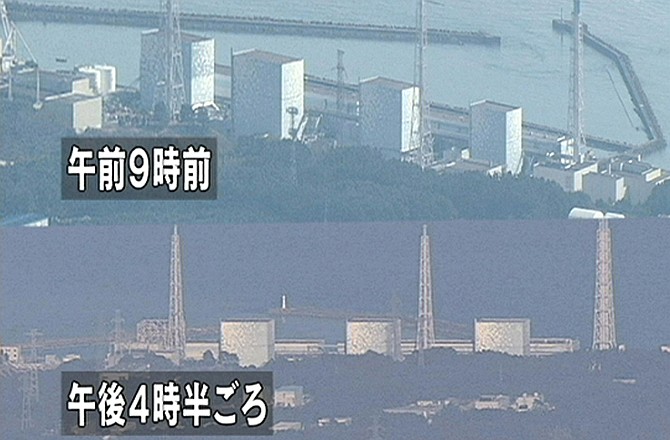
474 318 531 356
346 318 402 360
140 30 215 111
220 319 275 367
231 49 305 139
359 76 420 160
469 100 523 175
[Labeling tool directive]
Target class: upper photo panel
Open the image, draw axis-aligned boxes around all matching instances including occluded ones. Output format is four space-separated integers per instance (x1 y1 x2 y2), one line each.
1 0 669 225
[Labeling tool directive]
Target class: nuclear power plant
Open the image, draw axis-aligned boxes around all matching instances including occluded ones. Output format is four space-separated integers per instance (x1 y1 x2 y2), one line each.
2 222 618 377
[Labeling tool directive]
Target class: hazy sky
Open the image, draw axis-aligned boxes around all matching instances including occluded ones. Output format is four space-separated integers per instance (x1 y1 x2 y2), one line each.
2 219 670 348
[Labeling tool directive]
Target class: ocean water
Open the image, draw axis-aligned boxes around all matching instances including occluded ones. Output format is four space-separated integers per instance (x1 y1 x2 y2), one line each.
13 0 670 166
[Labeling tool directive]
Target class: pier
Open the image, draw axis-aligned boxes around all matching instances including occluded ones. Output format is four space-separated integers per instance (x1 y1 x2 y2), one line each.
553 19 665 154
6 2 501 47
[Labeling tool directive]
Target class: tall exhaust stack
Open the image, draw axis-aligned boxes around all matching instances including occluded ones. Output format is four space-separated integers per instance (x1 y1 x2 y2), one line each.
592 218 617 351
569 0 585 162
416 224 436 362
168 225 186 362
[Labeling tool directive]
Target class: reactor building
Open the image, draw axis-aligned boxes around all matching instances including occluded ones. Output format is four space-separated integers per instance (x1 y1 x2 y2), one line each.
220 319 275 367
231 49 305 139
474 318 531 356
359 76 420 160
140 30 215 111
469 100 523 175
346 318 402 360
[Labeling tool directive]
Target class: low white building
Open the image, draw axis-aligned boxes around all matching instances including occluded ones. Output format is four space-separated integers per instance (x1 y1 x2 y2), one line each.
582 172 626 203
184 341 219 361
610 158 670 204
532 161 598 192
275 386 305 408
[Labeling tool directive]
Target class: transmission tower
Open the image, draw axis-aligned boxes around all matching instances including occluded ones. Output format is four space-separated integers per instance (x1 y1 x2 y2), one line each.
410 0 434 169
568 0 585 162
416 224 436 362
592 219 617 351
21 329 40 431
159 0 185 122
167 225 186 362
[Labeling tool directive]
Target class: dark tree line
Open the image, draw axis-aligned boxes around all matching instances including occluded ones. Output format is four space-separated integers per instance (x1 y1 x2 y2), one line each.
4 132 670 223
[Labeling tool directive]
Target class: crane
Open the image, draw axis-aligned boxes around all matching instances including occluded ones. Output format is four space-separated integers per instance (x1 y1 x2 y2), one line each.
1 0 40 107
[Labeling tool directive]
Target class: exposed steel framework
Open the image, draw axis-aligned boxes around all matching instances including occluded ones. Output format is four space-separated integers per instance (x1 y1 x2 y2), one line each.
159 0 185 122
167 225 186 362
416 224 436 356
568 0 585 162
21 329 40 431
410 0 434 169
592 219 617 351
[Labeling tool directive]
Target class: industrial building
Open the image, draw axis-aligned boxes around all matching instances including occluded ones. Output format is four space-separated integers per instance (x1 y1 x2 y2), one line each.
1 69 102 132
275 339 326 358
41 93 102 132
184 341 219 361
140 30 215 111
469 100 523 174
474 318 531 356
529 338 580 356
231 49 304 139
608 157 670 204
532 160 598 192
135 318 168 349
220 319 275 367
436 158 505 177
0 346 21 363
582 172 626 203
275 385 305 408
359 76 420 160
401 339 474 355
75 65 116 95
346 318 402 360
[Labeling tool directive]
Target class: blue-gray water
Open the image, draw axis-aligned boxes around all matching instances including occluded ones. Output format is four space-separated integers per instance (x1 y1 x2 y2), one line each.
14 0 670 166
2 220 670 349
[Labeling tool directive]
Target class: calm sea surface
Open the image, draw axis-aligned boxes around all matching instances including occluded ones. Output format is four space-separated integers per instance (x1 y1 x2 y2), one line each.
14 0 670 166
